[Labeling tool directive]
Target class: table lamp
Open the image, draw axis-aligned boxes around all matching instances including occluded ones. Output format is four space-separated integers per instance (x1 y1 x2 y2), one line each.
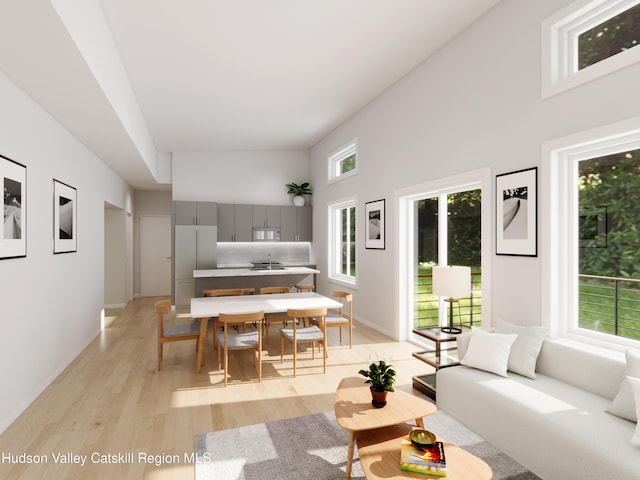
432 265 471 334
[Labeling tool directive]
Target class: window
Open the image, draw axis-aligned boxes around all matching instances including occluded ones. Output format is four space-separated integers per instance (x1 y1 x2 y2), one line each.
542 0 640 98
396 168 491 343
543 116 640 350
411 189 483 331
328 198 357 285
328 140 357 182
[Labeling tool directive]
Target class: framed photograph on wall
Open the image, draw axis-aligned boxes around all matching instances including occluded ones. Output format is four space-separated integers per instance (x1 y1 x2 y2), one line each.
1 154 27 259
365 199 385 249
496 167 537 256
54 179 77 254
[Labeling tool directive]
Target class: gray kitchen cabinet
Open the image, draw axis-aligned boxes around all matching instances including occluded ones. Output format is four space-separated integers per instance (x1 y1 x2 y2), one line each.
217 204 252 241
174 225 217 308
174 201 217 225
252 205 281 227
280 205 312 242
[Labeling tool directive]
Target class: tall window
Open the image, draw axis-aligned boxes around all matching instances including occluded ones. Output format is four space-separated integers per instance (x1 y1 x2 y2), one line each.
397 168 490 343
543 118 640 349
412 189 482 330
328 140 357 182
328 198 356 285
543 0 640 98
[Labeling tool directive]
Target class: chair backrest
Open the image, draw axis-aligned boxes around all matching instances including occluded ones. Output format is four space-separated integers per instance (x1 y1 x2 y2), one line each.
287 307 327 327
333 291 353 317
203 288 245 297
260 286 290 294
156 299 171 337
219 310 265 327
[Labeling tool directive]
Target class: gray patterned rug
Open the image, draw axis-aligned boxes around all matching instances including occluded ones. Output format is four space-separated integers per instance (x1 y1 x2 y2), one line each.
195 409 540 479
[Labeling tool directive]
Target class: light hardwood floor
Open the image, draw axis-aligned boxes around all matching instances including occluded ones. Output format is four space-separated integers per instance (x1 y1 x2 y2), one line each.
0 296 433 479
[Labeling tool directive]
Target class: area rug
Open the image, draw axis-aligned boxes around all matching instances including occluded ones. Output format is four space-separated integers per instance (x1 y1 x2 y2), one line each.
195 409 541 480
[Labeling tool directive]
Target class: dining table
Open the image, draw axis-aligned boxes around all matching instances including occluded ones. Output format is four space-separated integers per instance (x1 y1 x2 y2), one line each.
190 292 343 373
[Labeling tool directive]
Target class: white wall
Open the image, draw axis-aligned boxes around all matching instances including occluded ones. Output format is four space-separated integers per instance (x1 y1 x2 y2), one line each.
104 205 126 307
172 150 309 205
309 0 640 334
0 70 133 433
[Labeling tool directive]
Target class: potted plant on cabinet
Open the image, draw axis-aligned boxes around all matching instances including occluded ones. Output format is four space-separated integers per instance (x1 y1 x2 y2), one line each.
286 182 312 206
358 360 396 408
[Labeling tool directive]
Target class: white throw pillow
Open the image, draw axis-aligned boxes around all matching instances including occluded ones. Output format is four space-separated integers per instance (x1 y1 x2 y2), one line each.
495 319 548 379
456 332 472 361
606 349 640 422
628 377 640 446
460 328 517 377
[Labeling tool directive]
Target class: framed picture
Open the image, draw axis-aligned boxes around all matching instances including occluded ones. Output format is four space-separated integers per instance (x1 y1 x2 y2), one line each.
365 199 385 249
496 167 537 256
53 179 77 254
1 154 27 259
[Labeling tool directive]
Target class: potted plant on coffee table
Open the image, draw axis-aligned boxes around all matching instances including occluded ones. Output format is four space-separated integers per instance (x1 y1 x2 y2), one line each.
286 182 312 206
358 360 396 408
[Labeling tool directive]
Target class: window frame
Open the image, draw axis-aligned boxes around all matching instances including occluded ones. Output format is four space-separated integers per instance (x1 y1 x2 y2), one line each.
328 139 358 184
327 196 357 287
542 115 640 352
542 0 640 99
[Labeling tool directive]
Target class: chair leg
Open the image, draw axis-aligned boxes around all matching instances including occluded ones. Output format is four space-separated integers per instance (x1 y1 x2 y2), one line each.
293 339 297 377
224 345 229 387
158 341 163 370
280 335 284 363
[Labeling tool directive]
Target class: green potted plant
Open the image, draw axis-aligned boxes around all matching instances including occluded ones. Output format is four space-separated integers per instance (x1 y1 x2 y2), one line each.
358 360 397 408
286 182 312 206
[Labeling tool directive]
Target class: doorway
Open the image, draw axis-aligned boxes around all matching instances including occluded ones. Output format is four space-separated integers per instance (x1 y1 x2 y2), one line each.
140 215 172 296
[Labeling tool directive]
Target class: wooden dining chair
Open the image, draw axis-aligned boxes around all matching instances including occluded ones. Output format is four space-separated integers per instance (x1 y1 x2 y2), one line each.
295 284 315 292
259 286 294 344
216 311 264 386
310 291 353 348
156 299 200 370
280 307 327 377
202 288 248 347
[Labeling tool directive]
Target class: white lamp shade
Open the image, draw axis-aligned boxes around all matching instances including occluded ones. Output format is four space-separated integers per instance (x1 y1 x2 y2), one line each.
432 265 471 298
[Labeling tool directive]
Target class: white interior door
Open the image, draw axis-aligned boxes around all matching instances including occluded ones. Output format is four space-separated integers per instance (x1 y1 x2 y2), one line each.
141 215 172 296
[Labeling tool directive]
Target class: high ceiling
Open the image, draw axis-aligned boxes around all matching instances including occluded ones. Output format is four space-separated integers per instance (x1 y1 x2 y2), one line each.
0 0 500 189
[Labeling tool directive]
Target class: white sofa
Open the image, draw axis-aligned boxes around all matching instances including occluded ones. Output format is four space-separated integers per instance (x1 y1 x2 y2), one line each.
436 336 640 480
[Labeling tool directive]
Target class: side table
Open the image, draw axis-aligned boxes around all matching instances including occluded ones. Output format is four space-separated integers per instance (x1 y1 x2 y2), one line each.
412 327 467 399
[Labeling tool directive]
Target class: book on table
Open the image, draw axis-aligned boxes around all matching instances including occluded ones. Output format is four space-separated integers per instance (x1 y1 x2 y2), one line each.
400 436 447 476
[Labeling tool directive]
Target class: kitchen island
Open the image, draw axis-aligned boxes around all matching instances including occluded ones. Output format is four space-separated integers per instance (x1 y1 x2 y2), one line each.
193 266 319 296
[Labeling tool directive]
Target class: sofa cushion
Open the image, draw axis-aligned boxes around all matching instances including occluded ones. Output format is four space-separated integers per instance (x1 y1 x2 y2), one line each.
607 349 640 422
536 338 625 400
630 377 640 446
460 328 516 377
495 319 548 379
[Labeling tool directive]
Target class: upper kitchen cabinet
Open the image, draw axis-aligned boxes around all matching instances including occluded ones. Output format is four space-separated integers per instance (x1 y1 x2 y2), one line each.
252 205 281 227
174 201 217 225
280 206 312 242
217 204 252 242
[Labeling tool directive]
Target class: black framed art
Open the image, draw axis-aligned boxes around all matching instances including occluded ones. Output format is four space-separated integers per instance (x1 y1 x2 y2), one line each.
496 167 537 256
1 154 27 259
365 199 385 249
54 179 77 254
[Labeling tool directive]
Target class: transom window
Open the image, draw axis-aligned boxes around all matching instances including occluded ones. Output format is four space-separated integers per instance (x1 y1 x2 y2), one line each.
542 0 640 98
328 198 357 285
328 140 357 182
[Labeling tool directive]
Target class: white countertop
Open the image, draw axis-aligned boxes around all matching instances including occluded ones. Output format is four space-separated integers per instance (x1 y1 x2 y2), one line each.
193 266 319 278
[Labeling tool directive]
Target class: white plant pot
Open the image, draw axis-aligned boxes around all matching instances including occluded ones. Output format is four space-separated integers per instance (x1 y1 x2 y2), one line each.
293 195 305 206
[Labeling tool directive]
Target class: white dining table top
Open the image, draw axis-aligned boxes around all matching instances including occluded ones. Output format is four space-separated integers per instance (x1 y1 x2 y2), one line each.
190 292 343 318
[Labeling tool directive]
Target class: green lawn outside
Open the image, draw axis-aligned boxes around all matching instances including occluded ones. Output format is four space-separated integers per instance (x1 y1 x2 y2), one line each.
579 276 640 340
413 265 482 329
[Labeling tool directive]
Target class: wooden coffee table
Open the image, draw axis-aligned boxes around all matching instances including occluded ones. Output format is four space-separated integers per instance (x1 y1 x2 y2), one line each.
357 422 492 479
334 377 437 479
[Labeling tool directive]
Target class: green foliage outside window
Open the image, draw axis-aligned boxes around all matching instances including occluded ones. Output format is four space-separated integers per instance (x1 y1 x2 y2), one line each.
578 3 640 70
